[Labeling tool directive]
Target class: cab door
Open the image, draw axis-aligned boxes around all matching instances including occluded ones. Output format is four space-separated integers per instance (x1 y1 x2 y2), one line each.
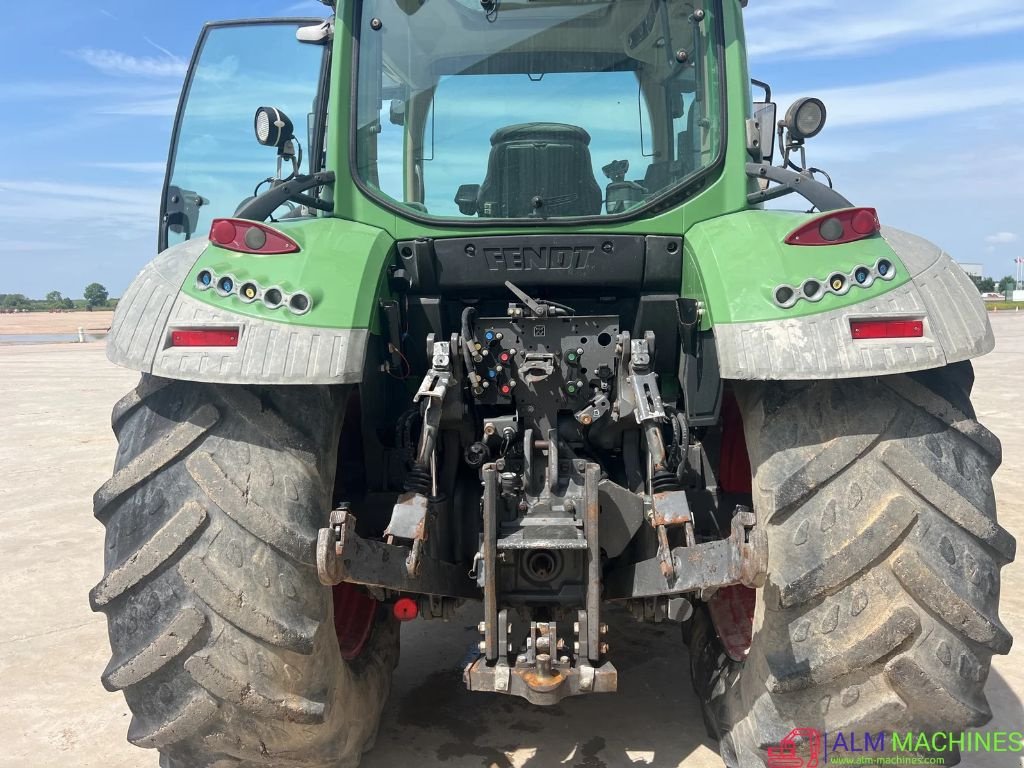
159 18 329 251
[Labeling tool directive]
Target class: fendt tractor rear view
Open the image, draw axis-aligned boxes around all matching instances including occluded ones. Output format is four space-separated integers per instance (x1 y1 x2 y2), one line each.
90 0 1014 766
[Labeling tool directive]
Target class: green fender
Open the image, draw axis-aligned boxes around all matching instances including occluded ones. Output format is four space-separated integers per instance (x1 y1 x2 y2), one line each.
106 217 395 384
683 209 993 380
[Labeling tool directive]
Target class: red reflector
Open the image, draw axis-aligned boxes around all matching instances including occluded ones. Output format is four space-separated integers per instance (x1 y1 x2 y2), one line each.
785 207 880 246
393 597 418 622
208 218 300 255
171 328 239 347
850 319 923 339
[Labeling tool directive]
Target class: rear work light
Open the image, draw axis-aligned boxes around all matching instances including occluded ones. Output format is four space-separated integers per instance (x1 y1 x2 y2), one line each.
209 218 300 255
785 207 880 246
850 319 923 340
170 328 240 347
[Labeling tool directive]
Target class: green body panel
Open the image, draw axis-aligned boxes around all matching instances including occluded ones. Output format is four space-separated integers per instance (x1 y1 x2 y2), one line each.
682 210 910 328
180 218 395 331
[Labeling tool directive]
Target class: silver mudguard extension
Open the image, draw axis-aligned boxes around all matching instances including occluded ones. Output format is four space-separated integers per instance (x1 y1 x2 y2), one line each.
715 227 994 380
106 239 369 385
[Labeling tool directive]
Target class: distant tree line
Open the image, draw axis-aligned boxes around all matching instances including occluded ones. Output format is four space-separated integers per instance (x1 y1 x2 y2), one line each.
0 283 116 311
970 275 1017 294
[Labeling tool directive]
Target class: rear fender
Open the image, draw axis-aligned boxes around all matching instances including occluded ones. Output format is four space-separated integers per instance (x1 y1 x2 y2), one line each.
106 218 395 384
684 210 992 380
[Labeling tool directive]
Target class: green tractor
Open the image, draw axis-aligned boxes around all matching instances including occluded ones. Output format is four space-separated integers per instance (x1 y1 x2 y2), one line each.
91 0 1012 765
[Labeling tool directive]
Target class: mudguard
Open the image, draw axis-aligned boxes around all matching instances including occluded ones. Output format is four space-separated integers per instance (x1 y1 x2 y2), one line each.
684 210 992 380
106 218 394 384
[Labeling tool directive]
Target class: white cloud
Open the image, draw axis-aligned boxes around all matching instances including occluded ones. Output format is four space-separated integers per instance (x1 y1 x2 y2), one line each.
774 62 1024 130
746 0 1024 60
986 232 1019 245
70 48 186 78
0 179 158 241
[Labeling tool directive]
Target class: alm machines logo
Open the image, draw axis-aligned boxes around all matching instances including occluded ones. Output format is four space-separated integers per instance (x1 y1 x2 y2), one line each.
767 728 822 768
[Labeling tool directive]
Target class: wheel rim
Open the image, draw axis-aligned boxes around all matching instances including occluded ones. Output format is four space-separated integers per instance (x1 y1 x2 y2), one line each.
333 583 377 660
707 585 756 661
711 392 756 660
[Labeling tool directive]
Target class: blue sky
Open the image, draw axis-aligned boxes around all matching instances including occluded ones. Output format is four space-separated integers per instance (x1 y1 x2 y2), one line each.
0 0 1022 298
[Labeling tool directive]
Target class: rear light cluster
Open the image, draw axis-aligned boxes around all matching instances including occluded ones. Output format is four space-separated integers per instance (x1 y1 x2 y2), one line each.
170 328 239 347
195 268 312 315
850 319 924 339
773 258 896 308
785 207 880 247
209 218 300 255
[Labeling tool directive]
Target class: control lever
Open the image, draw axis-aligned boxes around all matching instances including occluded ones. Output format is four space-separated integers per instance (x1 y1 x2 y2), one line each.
504 280 574 318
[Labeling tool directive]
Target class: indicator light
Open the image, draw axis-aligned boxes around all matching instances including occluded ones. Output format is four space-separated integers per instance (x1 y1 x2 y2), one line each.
501 384 511 395
802 279 821 298
499 352 510 363
878 260 892 277
487 369 497 378
819 218 844 242
392 597 418 621
855 267 870 284
484 331 495 341
197 270 212 288
217 276 234 294
240 283 258 301
243 225 267 250
829 274 846 292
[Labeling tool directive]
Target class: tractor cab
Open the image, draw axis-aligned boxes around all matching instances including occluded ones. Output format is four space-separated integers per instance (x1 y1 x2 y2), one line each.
160 0 723 248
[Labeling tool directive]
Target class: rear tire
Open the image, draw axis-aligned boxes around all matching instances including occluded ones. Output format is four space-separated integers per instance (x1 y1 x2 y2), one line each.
92 376 398 767
691 364 1014 767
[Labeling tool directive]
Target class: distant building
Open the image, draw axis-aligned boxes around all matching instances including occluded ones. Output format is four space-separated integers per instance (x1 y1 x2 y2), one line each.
958 262 984 279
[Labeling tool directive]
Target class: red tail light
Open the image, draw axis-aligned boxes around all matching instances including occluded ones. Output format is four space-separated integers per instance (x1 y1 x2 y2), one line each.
850 319 923 339
209 218 300 254
785 207 880 246
170 328 240 347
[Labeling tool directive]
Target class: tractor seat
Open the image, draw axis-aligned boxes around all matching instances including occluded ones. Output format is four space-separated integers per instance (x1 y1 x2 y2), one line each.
477 122 602 218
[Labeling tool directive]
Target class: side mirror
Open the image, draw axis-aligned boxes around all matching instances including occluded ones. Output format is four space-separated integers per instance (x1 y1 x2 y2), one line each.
254 106 295 149
752 101 777 163
455 184 480 216
750 79 777 164
165 185 208 238
389 100 406 126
